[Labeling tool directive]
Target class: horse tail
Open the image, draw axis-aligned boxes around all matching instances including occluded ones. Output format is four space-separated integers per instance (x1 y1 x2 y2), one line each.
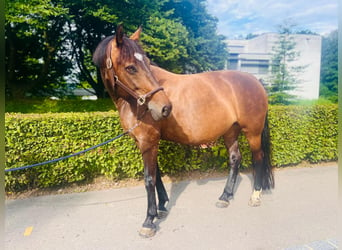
261 112 275 189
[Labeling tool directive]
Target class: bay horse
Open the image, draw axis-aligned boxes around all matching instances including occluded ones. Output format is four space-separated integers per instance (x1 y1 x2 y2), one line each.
93 25 274 237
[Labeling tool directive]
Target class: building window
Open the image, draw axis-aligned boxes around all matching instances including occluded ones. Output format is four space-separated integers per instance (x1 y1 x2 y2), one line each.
258 65 269 74
228 59 238 70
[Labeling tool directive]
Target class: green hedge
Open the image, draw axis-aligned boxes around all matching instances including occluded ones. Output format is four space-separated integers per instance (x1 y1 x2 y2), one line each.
5 105 338 192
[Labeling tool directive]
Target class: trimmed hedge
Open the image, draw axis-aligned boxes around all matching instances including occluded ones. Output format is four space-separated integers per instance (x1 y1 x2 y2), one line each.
5 105 338 192
269 105 337 165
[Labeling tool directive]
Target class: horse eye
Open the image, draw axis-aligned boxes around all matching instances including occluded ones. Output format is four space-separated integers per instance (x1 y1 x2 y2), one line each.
125 65 137 74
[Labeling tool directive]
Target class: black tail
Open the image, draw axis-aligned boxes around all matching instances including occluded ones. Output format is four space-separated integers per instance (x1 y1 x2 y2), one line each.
261 112 274 189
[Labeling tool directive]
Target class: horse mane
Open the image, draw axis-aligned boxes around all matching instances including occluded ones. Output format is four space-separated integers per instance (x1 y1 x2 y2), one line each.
118 37 145 63
93 35 115 68
93 34 146 68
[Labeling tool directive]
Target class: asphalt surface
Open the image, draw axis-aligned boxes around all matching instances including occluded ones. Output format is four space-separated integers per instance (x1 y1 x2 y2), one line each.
5 165 338 250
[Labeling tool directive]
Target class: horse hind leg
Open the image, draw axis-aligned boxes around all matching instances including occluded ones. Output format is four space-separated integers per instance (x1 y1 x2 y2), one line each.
248 145 264 207
216 129 242 208
246 128 274 207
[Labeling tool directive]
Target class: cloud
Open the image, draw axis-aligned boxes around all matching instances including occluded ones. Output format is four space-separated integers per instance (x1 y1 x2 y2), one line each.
206 0 338 38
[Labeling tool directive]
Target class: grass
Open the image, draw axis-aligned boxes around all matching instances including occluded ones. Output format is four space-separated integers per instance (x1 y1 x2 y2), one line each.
5 98 116 113
292 97 334 106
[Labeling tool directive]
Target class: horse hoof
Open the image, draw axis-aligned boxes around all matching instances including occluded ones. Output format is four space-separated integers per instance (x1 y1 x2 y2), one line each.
216 200 230 208
248 198 261 207
157 210 169 219
139 227 156 238
249 190 262 207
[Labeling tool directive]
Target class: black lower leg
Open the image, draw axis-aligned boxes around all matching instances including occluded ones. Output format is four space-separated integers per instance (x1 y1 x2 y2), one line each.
143 170 157 229
219 164 239 202
156 166 169 211
253 160 263 191
219 141 241 202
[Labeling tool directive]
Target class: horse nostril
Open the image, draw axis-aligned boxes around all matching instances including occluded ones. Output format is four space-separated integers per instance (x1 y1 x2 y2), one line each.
162 105 172 117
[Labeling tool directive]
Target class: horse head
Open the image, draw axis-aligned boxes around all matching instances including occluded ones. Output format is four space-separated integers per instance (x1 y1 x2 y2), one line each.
93 25 172 121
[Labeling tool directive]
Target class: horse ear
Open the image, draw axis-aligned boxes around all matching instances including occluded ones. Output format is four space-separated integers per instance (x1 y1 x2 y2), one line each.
130 26 142 41
116 24 124 47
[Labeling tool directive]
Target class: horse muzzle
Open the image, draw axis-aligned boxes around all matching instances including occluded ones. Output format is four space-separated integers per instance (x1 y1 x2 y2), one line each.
148 102 172 121
139 86 171 121
161 104 172 118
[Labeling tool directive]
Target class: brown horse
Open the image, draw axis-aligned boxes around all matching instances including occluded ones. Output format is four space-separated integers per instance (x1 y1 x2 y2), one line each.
93 25 274 237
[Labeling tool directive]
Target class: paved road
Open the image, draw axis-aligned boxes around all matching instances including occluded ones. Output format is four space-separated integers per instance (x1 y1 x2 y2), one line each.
5 165 338 250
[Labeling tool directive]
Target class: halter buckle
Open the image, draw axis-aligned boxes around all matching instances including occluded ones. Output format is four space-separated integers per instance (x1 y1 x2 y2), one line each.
114 75 119 82
106 58 113 69
137 96 146 106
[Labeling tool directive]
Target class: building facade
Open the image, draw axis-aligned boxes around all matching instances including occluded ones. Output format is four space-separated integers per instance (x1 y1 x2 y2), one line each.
226 33 322 100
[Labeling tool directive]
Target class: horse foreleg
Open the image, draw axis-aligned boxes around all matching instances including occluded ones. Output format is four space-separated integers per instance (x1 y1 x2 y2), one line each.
216 140 241 208
156 166 169 219
139 145 158 238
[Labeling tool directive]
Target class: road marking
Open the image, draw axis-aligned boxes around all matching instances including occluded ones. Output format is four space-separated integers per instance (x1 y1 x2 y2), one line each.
285 239 338 250
24 226 33 236
327 239 338 248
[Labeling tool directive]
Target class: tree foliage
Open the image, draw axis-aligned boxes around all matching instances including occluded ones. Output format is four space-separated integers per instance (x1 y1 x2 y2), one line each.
162 0 227 72
319 30 338 103
5 0 228 98
5 0 71 98
142 16 191 73
267 22 306 105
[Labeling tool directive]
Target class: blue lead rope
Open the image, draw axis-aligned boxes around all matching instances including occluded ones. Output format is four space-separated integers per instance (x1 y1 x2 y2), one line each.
5 130 132 173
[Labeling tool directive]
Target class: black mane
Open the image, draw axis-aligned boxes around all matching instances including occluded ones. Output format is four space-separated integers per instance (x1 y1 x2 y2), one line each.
93 35 146 68
92 35 114 68
119 37 145 63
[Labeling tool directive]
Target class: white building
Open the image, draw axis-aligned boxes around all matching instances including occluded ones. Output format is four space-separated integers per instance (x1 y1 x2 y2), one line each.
226 33 322 100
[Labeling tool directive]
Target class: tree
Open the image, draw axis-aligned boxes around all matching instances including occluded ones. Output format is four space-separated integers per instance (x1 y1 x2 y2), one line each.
142 16 191 73
61 0 119 98
5 0 70 98
62 0 192 98
162 0 228 72
320 30 338 103
6 0 228 98
267 22 306 105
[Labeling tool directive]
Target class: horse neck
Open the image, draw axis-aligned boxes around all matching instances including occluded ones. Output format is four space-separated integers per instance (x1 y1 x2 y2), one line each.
150 65 177 80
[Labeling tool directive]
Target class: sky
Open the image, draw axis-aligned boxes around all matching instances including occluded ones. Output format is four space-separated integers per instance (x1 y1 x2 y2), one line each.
206 0 338 39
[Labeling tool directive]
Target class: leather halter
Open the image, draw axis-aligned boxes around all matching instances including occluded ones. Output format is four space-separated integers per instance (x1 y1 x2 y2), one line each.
105 43 164 107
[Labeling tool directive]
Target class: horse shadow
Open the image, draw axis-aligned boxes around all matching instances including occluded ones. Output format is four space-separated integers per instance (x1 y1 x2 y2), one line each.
154 169 244 229
154 177 190 228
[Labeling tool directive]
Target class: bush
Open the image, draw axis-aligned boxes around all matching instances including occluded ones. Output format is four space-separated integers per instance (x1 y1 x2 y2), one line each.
269 105 338 165
5 105 338 192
